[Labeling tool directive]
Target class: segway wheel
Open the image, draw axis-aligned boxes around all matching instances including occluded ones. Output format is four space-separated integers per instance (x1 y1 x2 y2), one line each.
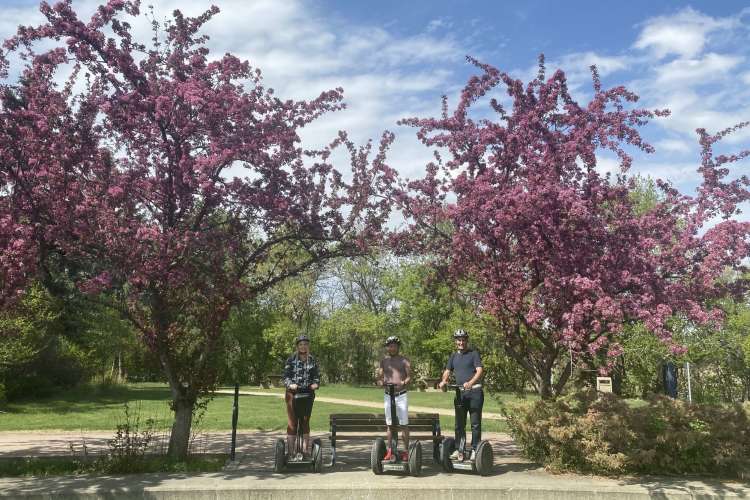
408 440 422 477
370 437 386 475
312 438 323 473
474 440 494 476
273 438 286 473
440 437 455 472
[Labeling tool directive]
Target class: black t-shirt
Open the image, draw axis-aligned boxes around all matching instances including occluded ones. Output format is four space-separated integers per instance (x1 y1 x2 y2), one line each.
446 349 483 385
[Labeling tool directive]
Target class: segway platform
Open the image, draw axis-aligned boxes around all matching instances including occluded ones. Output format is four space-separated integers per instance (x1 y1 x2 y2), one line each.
440 384 494 476
370 384 423 476
274 389 323 473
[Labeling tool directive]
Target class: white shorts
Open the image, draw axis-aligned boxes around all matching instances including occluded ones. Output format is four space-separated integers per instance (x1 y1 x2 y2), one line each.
384 392 409 426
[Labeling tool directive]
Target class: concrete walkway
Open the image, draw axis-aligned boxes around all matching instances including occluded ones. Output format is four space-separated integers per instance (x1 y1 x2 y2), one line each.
0 430 748 499
215 389 507 419
2 465 749 499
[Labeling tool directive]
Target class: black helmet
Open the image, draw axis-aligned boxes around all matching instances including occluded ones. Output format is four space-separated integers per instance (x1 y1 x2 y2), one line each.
453 329 469 339
384 335 401 346
295 334 310 344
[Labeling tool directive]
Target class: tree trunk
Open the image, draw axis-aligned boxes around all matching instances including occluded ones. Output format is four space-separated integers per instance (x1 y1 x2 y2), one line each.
537 364 554 400
168 393 195 460
553 359 572 396
503 332 564 400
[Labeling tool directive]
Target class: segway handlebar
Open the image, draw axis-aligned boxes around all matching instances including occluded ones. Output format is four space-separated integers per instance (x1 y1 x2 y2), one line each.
442 383 482 395
289 384 316 394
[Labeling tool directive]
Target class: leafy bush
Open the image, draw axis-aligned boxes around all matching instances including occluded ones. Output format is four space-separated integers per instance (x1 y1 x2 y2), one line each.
504 389 750 477
94 403 157 473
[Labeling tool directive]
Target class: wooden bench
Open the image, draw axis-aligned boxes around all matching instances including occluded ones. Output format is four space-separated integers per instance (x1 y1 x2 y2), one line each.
417 377 442 391
261 375 283 388
329 413 442 465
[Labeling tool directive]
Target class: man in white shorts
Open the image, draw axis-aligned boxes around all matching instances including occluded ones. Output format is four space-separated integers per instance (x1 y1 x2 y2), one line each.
377 335 411 462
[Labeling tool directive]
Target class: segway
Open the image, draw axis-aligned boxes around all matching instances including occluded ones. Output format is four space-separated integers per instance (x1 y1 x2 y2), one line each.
273 387 323 473
371 383 422 476
440 384 493 476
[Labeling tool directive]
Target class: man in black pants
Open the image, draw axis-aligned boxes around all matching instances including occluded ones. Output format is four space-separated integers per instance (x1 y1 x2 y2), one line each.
438 329 484 461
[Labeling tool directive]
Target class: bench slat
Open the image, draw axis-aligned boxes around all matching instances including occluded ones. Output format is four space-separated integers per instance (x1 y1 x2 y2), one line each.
332 425 436 432
331 413 439 420
333 434 443 441
332 418 438 425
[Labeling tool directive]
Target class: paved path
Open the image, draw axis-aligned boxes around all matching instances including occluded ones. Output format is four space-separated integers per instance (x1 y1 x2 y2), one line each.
215 390 507 420
0 430 518 459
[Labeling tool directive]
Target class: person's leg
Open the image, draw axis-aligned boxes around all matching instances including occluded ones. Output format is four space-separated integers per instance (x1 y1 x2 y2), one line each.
397 393 409 459
469 389 484 453
384 393 394 460
302 416 311 456
452 392 468 459
303 395 315 456
401 427 410 453
284 391 297 455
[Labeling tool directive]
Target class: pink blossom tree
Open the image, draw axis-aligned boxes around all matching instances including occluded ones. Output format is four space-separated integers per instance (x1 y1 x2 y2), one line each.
397 56 750 398
0 0 395 457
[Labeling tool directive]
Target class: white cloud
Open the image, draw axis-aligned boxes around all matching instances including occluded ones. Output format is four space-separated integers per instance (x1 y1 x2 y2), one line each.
426 18 452 33
655 53 743 85
623 7 750 152
633 161 702 186
588 156 620 177
558 52 631 78
654 138 694 155
633 7 737 59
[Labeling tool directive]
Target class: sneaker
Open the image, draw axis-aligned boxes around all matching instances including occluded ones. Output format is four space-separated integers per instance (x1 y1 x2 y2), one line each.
383 448 394 461
470 449 476 461
399 451 408 462
449 449 460 460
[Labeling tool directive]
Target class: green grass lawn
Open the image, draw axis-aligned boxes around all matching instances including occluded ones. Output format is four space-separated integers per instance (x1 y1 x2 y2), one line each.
236 383 536 415
0 383 510 433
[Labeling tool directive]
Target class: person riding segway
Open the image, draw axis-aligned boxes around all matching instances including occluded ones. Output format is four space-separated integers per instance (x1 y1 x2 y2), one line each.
438 329 493 475
273 334 323 473
371 336 422 476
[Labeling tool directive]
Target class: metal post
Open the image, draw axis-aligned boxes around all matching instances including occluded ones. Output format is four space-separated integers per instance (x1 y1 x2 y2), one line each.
230 383 239 461
685 362 692 403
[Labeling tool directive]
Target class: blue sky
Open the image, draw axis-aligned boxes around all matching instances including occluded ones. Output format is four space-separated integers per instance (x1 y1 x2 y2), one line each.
2 0 750 205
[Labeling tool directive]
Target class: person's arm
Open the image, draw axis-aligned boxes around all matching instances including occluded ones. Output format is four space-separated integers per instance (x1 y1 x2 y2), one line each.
438 354 453 389
309 357 320 390
464 367 484 389
376 359 384 386
402 357 412 389
463 351 484 389
283 356 297 390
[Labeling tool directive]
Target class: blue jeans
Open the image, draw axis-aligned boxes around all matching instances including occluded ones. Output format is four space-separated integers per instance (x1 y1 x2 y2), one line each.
454 388 484 450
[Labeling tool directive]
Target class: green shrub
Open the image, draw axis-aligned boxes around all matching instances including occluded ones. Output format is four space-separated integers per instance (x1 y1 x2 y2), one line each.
504 389 750 477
